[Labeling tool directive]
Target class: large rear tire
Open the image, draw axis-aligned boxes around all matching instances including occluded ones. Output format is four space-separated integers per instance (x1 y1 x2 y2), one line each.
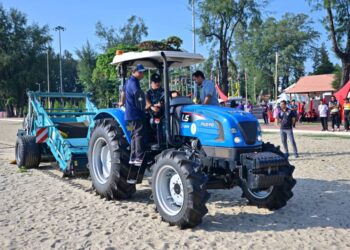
152 149 210 229
241 142 296 210
88 119 135 200
15 135 41 168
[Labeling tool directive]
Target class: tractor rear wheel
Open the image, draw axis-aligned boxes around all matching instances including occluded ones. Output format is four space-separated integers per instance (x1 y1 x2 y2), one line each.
15 135 41 168
241 142 296 210
151 149 209 229
88 119 135 200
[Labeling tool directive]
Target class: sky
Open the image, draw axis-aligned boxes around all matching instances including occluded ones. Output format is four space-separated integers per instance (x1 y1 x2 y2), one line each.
1 0 340 73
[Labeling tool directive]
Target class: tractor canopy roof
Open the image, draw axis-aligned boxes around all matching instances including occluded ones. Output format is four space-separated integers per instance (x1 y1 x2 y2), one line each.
111 50 205 69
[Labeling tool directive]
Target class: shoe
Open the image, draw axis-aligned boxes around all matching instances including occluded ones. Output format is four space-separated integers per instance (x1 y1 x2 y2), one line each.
332 129 335 132
337 128 340 132
129 159 135 164
134 159 143 166
295 154 299 158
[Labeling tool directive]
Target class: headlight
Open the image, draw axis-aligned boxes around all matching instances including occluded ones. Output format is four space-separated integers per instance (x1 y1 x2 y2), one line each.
231 128 237 133
234 137 241 143
257 135 262 141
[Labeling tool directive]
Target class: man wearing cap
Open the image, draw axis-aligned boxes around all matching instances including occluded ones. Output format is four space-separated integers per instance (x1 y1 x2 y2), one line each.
125 64 146 166
145 73 164 115
192 70 219 106
344 97 350 132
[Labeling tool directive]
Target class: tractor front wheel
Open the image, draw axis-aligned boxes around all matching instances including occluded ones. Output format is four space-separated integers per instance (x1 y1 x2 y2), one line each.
151 149 209 229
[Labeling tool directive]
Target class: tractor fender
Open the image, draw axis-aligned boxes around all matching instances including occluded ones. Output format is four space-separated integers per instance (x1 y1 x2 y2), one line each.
90 109 131 144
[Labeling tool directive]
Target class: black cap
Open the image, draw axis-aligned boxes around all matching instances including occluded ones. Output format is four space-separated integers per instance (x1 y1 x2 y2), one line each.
151 73 161 83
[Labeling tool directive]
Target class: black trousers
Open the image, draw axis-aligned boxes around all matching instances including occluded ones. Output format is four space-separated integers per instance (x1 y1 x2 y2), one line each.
262 112 269 124
345 111 350 130
330 113 340 129
129 119 146 160
320 117 328 130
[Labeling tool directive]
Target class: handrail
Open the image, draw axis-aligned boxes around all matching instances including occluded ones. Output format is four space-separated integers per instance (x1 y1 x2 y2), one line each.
28 91 92 98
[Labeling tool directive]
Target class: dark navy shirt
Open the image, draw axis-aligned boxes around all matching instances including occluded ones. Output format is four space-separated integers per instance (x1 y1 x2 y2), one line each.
146 87 164 105
278 108 296 129
125 76 145 121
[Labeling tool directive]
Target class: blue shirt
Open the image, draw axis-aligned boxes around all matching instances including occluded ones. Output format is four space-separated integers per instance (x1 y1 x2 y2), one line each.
199 79 219 106
125 76 145 121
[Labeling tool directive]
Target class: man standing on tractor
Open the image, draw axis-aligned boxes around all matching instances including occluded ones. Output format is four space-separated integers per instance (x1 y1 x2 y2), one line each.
192 70 219 106
278 100 299 159
125 64 147 166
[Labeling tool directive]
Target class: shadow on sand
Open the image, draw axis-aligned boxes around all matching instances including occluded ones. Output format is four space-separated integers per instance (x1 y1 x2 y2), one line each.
199 178 350 232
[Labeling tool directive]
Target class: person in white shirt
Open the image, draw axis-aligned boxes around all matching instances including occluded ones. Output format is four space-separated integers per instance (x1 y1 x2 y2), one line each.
318 100 329 131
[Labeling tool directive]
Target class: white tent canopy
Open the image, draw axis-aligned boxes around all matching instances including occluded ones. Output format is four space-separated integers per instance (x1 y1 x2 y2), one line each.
277 92 308 103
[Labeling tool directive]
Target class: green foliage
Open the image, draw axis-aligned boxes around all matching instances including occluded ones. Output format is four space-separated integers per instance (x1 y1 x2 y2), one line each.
0 6 51 116
17 166 28 173
195 0 266 95
235 13 319 99
332 64 342 90
312 43 335 75
0 6 79 116
138 36 183 51
95 15 148 50
64 101 72 110
76 41 97 92
53 100 61 110
308 0 350 86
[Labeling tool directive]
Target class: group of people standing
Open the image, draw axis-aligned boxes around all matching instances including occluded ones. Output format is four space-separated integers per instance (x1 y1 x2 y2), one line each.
318 95 350 132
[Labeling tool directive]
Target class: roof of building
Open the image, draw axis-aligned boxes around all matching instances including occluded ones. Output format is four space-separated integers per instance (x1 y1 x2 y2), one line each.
285 74 336 94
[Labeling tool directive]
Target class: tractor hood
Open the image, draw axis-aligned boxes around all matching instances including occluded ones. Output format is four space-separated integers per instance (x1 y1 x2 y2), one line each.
178 105 262 148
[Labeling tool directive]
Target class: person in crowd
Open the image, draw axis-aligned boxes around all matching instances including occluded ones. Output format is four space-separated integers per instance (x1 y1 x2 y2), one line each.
278 100 299 159
238 101 244 110
192 70 219 106
344 97 350 132
328 95 340 132
290 100 298 128
125 64 147 166
298 101 306 123
318 100 329 131
245 100 253 113
273 102 281 126
230 100 238 108
261 101 269 124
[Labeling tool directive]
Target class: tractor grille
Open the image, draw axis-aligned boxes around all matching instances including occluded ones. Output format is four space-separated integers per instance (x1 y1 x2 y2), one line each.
237 121 257 145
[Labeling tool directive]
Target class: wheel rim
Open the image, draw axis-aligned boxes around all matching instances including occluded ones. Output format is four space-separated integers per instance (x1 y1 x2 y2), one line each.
92 137 111 184
155 165 184 216
247 186 274 199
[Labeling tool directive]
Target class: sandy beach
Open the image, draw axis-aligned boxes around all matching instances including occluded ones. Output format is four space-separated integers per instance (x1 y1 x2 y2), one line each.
0 119 350 249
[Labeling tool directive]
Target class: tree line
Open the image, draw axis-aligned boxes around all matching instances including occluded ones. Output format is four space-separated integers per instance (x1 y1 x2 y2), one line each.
1 1 349 115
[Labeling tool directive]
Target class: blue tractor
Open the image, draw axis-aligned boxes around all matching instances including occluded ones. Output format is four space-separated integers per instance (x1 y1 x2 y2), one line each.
87 51 296 228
